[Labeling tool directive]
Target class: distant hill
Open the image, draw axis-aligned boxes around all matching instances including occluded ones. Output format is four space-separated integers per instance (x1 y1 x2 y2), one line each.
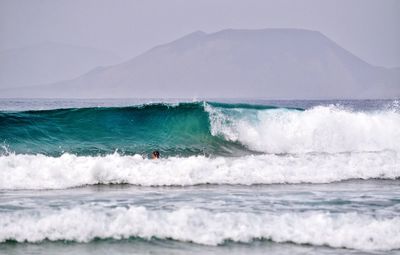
0 42 122 89
1 29 399 99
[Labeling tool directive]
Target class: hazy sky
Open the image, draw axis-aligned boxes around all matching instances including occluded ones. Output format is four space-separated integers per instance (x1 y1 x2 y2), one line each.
1 0 399 67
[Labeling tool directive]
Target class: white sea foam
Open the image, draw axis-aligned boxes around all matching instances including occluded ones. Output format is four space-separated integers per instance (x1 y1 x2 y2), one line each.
206 104 400 154
0 151 398 189
0 206 399 251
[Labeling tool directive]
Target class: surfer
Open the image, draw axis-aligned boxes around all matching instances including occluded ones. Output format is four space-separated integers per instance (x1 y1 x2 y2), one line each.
152 150 160 159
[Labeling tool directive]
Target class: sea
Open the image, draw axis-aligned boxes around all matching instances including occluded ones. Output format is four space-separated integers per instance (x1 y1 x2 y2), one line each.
0 98 399 255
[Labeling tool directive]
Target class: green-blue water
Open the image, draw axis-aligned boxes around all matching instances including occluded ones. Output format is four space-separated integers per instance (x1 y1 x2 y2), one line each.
1 102 284 156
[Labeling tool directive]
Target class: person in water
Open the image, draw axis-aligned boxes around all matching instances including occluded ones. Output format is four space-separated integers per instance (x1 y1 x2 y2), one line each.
152 150 160 159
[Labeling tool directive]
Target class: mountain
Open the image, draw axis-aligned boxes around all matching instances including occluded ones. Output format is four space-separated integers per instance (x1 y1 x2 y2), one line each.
1 29 399 99
0 42 122 89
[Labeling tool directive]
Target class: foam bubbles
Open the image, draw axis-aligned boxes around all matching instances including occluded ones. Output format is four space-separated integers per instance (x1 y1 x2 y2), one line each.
0 151 398 189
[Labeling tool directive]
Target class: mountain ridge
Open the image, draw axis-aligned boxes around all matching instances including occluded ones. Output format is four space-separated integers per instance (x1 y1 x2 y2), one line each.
1 28 399 99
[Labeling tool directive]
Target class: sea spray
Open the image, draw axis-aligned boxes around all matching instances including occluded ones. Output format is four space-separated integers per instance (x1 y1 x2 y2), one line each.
206 104 400 154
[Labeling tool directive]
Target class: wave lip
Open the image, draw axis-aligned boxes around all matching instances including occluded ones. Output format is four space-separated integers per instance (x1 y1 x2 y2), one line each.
1 206 399 251
0 152 398 190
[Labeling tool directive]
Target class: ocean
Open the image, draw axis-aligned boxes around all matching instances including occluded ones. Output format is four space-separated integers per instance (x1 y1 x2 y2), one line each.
0 98 399 255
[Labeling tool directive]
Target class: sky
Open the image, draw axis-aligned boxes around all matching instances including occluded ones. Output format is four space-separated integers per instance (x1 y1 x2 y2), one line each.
0 0 399 68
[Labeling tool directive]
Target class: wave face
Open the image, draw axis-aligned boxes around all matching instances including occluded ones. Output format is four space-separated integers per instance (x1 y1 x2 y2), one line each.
0 102 224 156
1 206 399 251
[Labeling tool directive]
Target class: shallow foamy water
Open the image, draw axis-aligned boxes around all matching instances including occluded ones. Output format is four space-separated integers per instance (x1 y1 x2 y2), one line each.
1 181 400 254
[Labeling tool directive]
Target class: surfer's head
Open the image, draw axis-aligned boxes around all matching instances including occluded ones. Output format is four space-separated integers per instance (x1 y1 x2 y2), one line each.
152 150 160 159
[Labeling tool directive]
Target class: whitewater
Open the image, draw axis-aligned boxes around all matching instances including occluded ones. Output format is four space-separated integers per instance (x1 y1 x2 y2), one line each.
0 99 399 255
0 151 398 189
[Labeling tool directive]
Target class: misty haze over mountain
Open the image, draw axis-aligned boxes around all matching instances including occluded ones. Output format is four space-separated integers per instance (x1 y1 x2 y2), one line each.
1 28 398 99
0 42 121 89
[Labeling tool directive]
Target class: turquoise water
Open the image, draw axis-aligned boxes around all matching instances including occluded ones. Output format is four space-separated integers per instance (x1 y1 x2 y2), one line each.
1 102 284 156
0 99 399 254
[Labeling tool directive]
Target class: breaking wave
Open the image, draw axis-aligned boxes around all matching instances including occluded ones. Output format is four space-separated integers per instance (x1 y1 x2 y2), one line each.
1 102 399 156
207 103 400 154
1 206 399 251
